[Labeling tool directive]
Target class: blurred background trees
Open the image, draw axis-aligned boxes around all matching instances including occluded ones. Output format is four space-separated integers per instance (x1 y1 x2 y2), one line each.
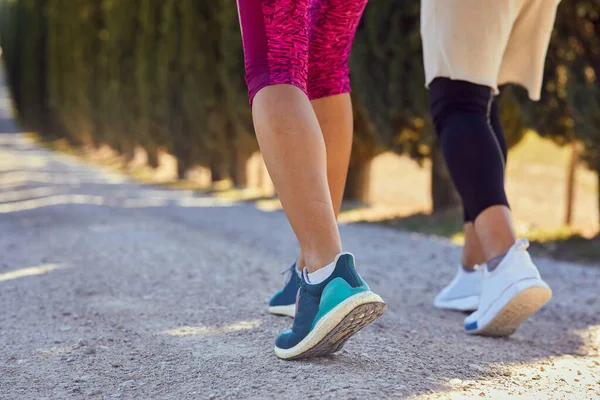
0 0 598 226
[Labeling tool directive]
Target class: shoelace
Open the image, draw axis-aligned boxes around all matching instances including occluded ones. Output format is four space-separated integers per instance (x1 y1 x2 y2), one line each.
280 266 293 275
280 264 296 285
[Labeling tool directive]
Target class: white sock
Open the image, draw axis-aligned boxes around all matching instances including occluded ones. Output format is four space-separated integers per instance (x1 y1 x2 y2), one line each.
305 252 349 285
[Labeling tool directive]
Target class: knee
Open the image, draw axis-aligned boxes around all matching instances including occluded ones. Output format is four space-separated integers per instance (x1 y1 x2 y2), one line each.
247 66 309 105
429 78 493 135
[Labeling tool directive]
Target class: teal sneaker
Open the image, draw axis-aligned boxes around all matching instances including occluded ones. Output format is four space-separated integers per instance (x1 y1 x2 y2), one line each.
268 263 301 317
274 253 386 360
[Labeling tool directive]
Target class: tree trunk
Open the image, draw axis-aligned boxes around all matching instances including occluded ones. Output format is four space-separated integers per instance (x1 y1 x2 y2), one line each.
564 141 579 226
177 157 188 180
210 153 230 183
123 147 135 163
596 156 600 228
147 148 159 168
230 147 252 188
430 140 461 213
245 152 275 196
344 156 373 204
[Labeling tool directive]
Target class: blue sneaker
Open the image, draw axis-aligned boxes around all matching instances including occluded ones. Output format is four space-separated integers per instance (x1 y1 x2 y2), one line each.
268 263 301 317
274 253 386 360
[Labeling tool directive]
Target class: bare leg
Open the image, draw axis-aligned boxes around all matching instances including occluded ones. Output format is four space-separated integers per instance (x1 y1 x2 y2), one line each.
462 222 486 268
474 205 517 260
315 93 353 215
296 93 353 269
253 85 342 273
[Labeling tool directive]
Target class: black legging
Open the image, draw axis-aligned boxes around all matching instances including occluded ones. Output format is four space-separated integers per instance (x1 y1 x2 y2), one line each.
429 78 509 223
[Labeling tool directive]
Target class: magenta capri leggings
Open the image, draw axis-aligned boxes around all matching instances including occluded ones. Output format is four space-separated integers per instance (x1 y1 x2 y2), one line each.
237 0 368 104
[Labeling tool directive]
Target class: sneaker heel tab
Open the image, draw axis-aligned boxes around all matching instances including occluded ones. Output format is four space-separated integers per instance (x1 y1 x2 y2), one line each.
336 251 354 261
515 238 530 251
334 252 355 269
334 252 364 288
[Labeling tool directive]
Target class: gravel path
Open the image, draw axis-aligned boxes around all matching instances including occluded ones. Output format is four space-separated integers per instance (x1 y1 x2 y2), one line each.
0 92 598 400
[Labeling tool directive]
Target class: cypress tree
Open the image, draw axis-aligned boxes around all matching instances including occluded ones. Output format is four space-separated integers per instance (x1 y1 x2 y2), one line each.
0 0 47 135
520 0 600 224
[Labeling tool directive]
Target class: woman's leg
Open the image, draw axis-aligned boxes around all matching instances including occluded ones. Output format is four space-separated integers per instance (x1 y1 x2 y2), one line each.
295 94 352 270
238 0 340 272
239 0 385 359
294 0 368 270
308 0 368 216
267 0 368 320
253 87 342 272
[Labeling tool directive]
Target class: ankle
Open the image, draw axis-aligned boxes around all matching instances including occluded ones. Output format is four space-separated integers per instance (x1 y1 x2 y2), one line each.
461 256 484 269
482 241 513 261
473 205 517 260
303 246 342 273
296 253 305 271
486 252 507 272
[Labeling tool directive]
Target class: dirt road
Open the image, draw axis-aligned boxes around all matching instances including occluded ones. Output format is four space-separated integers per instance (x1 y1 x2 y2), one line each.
0 101 598 399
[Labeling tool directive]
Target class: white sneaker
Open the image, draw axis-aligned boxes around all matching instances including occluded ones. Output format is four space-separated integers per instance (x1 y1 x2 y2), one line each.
434 265 484 311
464 239 552 336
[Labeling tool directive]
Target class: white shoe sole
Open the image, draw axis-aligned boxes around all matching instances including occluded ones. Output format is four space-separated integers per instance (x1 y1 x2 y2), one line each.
466 278 552 337
434 295 479 312
274 291 386 360
268 304 296 318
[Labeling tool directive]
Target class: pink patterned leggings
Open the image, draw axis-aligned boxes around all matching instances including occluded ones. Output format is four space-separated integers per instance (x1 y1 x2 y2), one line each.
237 0 368 104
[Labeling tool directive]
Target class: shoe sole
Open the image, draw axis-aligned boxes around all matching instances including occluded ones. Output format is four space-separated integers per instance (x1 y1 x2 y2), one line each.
467 279 552 337
268 304 295 318
434 295 479 312
274 291 386 360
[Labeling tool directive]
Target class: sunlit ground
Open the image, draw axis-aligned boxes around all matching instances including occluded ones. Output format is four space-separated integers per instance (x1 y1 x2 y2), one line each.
410 325 600 399
0 192 237 214
160 321 599 398
38 345 74 358
162 320 263 338
0 263 68 282
0 187 57 202
0 171 117 189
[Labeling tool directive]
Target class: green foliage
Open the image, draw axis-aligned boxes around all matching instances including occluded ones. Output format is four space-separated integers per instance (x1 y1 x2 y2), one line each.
0 0 21 112
46 0 101 144
2 0 532 165
0 0 47 133
0 0 596 215
519 0 600 222
523 1 600 154
499 87 527 149
350 1 430 161
2 0 251 177
563 2 600 169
